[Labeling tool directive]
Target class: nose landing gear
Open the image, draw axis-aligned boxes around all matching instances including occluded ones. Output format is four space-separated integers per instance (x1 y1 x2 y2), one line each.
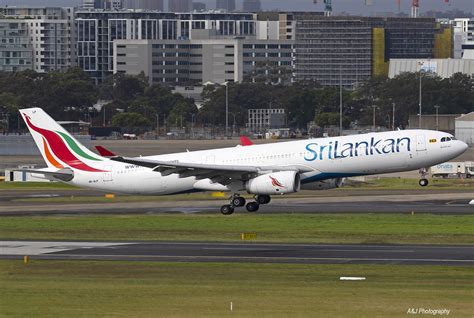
418 168 429 187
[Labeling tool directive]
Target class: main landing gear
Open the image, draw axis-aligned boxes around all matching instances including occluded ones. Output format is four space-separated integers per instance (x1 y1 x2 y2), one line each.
220 194 272 215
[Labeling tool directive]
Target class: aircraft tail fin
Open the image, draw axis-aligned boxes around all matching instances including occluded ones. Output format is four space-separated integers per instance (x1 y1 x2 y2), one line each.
20 108 107 172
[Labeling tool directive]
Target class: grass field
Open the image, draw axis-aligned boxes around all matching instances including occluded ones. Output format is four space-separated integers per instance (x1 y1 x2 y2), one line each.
1 260 472 317
1 177 473 192
1 214 472 244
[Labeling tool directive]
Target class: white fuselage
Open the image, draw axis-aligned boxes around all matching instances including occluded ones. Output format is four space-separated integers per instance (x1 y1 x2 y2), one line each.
68 129 467 195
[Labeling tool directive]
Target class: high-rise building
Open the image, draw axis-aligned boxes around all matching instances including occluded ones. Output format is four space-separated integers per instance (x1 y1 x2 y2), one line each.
0 7 75 73
114 38 295 86
0 20 33 72
193 2 206 11
243 0 261 12
124 0 164 10
216 0 235 12
75 10 255 81
83 0 95 9
168 0 192 12
294 14 441 87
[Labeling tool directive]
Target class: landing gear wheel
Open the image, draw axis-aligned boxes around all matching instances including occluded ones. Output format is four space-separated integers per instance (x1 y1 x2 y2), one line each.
256 195 271 205
419 178 429 187
231 196 246 207
220 204 234 215
246 202 259 212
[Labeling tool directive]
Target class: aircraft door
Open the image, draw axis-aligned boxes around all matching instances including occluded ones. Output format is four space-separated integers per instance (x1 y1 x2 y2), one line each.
416 135 427 152
103 165 113 182
206 155 215 164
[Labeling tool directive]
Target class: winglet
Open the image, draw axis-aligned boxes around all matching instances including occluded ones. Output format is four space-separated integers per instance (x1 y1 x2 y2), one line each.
240 136 253 146
95 145 116 157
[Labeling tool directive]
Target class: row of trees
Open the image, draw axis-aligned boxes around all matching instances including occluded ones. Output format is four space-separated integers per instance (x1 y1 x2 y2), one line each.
200 72 473 130
0 67 473 133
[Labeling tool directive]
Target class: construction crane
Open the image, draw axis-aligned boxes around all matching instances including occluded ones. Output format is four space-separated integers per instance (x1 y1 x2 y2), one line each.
313 0 332 16
314 0 450 17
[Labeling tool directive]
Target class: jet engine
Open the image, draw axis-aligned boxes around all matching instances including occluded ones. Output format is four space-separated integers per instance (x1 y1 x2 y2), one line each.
245 171 300 195
301 178 344 190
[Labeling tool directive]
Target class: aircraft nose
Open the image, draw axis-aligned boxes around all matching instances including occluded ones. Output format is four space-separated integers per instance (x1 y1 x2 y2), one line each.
458 140 468 153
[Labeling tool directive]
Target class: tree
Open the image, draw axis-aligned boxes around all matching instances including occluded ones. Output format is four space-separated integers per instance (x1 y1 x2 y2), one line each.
111 112 151 132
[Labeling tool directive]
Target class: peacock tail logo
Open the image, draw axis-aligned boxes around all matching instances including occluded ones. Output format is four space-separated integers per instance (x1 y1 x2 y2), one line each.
269 176 285 188
24 114 107 172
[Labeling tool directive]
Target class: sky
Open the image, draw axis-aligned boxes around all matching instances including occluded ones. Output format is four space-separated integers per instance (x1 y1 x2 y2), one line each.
1 0 473 15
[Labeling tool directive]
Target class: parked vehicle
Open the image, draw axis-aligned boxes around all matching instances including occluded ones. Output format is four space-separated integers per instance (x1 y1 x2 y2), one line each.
430 162 474 178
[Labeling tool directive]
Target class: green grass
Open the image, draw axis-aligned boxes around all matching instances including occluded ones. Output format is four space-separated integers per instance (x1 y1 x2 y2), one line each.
0 181 79 191
345 177 474 190
1 178 473 193
1 214 472 244
1 260 472 317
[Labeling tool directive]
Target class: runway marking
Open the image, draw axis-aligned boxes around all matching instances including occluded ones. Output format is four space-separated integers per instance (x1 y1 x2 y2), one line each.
319 249 415 253
0 241 134 255
19 254 474 264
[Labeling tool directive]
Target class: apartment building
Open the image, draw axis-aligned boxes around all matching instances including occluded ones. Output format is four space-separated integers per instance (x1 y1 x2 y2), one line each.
0 7 75 73
0 20 33 72
75 10 256 81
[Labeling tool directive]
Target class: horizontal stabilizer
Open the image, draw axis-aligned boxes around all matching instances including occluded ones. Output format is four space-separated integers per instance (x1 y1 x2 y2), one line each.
95 145 116 157
13 168 74 182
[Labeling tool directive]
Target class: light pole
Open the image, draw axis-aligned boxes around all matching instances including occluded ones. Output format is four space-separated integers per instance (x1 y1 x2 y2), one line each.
372 105 377 132
156 113 159 137
224 82 229 137
229 112 237 137
392 102 396 131
191 113 196 139
434 105 440 131
339 65 343 136
103 105 106 127
418 61 424 128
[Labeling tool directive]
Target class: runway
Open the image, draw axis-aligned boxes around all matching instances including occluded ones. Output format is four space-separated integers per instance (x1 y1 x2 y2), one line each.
1 241 473 265
0 193 473 215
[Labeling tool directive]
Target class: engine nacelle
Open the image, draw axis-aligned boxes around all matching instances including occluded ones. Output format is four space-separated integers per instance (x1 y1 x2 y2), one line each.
301 178 344 190
245 171 300 195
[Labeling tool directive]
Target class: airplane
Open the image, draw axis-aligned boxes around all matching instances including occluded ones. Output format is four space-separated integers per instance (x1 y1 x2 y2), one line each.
18 107 468 215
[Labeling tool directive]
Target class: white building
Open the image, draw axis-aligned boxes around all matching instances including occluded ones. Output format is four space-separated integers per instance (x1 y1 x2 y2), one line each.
452 18 474 59
389 58 474 79
0 7 75 72
455 112 474 146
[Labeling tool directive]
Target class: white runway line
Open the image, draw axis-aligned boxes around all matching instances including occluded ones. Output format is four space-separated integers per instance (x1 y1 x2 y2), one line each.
0 241 132 255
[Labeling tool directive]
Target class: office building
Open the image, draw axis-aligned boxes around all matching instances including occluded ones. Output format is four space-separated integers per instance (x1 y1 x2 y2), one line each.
452 18 474 59
123 0 164 10
216 0 235 12
0 7 75 73
294 14 449 87
0 20 33 72
242 0 261 12
168 0 192 12
76 10 256 81
389 58 474 79
113 37 294 86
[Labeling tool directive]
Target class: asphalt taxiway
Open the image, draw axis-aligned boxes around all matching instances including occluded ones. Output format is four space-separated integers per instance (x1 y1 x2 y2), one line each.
0 190 472 215
1 241 472 265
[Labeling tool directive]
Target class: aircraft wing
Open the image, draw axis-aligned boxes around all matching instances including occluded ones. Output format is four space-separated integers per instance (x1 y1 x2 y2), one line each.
111 156 310 185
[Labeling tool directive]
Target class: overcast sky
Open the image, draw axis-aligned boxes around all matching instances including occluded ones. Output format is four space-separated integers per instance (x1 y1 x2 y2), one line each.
1 0 472 14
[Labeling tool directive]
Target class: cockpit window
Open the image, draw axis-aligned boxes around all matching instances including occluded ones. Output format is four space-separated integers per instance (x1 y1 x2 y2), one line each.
441 137 454 142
